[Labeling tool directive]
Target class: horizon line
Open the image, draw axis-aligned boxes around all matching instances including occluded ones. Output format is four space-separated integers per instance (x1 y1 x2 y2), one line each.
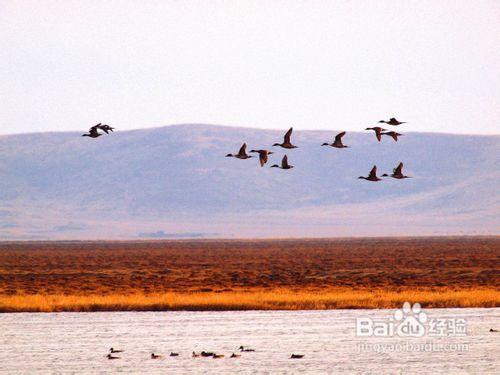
1 123 499 138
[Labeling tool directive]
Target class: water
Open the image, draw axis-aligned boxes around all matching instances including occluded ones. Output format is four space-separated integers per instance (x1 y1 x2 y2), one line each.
0 309 498 374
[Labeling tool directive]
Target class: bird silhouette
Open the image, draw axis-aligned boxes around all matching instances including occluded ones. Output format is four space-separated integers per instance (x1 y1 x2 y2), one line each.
250 149 273 167
271 155 293 169
378 117 406 126
381 131 402 142
322 131 349 148
82 124 102 138
358 166 382 182
226 143 253 159
273 127 298 149
365 127 386 142
382 162 411 179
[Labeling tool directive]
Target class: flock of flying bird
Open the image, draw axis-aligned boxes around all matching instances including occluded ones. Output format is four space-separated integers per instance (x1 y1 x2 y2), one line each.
224 117 410 181
82 117 410 181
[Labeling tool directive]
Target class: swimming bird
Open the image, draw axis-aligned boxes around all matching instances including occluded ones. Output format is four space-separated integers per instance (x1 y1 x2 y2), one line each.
230 353 242 358
201 351 215 357
290 354 304 359
490 328 498 332
82 124 102 138
378 117 406 126
151 353 163 359
170 352 179 357
382 162 411 179
97 124 115 134
226 143 253 159
107 354 120 360
365 127 387 142
381 131 402 142
271 155 293 170
321 131 349 148
358 166 382 182
250 149 274 167
109 348 123 353
238 346 255 352
212 354 225 359
273 127 298 149
192 351 201 358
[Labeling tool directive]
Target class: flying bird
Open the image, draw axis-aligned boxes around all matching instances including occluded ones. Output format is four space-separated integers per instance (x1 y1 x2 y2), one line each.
382 162 411 179
378 117 406 126
358 166 382 182
250 149 273 167
365 127 387 142
271 155 294 170
82 124 102 138
273 127 298 149
321 131 349 148
381 131 403 142
226 143 253 159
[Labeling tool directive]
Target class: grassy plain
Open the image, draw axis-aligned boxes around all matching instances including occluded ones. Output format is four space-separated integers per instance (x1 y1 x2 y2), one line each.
0 237 498 312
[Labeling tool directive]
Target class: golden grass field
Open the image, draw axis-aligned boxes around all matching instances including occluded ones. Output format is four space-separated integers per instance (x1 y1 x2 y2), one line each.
0 237 498 312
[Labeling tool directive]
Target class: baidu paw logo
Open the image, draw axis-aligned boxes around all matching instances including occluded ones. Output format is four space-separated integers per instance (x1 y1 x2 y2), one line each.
395 302 427 337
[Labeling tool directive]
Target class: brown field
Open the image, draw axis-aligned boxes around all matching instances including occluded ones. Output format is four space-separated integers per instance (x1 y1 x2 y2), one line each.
0 237 498 312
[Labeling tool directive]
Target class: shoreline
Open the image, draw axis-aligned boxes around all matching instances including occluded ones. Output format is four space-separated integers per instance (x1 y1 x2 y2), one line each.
1 288 498 313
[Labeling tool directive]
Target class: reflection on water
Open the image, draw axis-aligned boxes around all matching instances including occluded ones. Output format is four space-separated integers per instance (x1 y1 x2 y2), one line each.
0 309 498 373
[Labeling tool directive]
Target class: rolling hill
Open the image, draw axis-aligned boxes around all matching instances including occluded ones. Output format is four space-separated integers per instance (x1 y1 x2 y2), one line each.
0 124 498 239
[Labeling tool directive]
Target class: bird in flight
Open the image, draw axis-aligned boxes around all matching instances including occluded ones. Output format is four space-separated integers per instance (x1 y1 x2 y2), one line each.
225 143 253 159
250 149 274 167
322 131 349 148
378 117 406 126
273 127 298 149
271 155 293 170
381 131 403 142
365 127 386 142
382 162 411 179
82 124 102 138
358 166 382 182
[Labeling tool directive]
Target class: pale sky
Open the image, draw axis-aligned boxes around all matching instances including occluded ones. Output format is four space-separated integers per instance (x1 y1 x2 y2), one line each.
1 1 499 135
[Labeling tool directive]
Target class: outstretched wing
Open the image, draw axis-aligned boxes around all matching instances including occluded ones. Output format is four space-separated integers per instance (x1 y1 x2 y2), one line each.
375 128 382 141
238 143 247 156
284 127 293 143
90 124 100 132
369 165 377 179
334 131 346 143
282 154 289 168
394 162 403 175
335 132 345 142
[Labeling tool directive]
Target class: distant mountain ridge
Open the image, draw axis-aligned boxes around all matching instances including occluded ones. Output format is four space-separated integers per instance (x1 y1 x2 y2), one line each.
0 124 498 239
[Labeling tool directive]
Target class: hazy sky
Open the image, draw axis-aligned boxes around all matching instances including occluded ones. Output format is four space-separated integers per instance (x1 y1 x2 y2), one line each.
1 1 499 135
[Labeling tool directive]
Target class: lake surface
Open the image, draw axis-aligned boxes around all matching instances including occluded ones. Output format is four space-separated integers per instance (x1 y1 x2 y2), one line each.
0 308 498 374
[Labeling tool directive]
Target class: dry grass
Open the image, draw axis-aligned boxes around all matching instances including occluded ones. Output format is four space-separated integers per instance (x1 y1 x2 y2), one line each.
0 288 498 312
0 237 498 312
